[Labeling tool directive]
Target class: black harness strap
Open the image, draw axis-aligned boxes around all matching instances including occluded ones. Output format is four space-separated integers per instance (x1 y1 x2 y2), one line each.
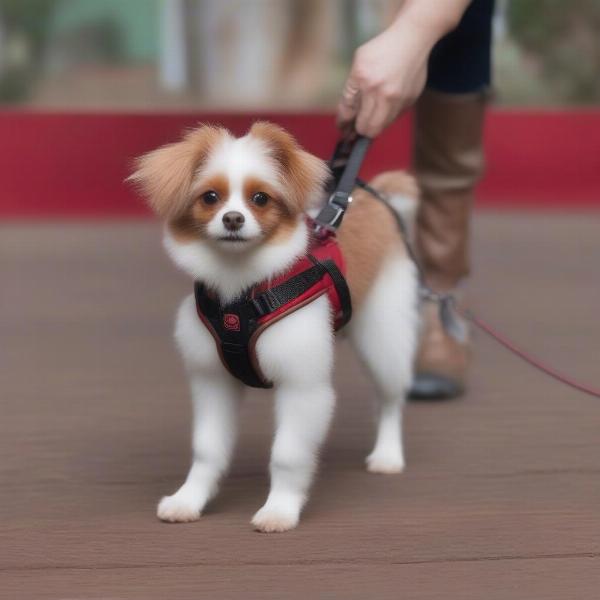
195 282 268 388
250 261 328 317
309 256 352 328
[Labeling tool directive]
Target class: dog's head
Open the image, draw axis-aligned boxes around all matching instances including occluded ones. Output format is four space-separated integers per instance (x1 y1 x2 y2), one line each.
129 122 329 253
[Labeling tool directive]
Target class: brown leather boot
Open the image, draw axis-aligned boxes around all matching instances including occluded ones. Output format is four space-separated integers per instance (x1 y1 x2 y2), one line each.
410 89 487 400
413 296 470 399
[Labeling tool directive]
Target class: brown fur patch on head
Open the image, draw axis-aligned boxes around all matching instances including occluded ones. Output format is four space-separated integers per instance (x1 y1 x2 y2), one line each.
128 124 229 219
243 176 298 242
169 173 230 243
248 121 329 212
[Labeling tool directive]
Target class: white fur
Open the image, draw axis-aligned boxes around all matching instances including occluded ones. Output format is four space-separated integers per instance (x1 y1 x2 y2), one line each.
387 193 418 243
157 295 242 523
162 131 314 304
163 218 309 304
156 136 419 532
348 255 418 474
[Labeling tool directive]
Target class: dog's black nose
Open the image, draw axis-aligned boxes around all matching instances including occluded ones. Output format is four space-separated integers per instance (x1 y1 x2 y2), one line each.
222 211 245 231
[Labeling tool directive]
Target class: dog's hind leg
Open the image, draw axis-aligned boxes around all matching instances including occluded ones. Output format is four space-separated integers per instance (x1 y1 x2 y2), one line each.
348 254 419 474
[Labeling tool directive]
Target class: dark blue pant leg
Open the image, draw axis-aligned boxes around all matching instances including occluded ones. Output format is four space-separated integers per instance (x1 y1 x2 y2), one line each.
426 0 495 94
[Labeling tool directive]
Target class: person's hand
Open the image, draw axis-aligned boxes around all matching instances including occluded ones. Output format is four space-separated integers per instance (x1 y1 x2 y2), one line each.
337 22 430 138
337 0 472 138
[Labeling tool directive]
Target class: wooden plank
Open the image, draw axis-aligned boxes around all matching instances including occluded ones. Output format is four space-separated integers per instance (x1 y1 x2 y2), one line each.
3 559 600 600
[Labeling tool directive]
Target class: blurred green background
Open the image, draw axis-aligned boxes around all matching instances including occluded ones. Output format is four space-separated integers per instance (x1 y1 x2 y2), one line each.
0 0 598 109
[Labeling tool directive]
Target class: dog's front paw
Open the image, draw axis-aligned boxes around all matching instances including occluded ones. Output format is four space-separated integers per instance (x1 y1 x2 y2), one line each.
366 451 405 475
251 505 299 533
157 491 202 523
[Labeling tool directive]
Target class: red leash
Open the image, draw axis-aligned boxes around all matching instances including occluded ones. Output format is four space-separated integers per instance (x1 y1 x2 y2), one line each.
355 177 600 400
461 308 600 399
335 141 600 401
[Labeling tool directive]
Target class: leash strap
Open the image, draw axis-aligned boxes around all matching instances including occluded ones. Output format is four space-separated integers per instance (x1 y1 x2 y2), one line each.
461 307 600 399
327 139 600 400
314 136 371 231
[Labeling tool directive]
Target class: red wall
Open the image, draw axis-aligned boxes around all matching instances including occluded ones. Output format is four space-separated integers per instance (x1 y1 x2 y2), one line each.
1 110 598 217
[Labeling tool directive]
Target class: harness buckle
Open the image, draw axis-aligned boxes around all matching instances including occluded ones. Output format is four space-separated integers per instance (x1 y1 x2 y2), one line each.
314 191 352 232
251 289 281 317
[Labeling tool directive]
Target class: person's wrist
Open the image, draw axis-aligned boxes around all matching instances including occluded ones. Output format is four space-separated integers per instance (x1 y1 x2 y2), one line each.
386 13 438 60
390 2 460 53
378 18 434 80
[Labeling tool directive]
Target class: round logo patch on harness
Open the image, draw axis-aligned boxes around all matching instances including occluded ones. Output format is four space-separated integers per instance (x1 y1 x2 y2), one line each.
223 313 241 332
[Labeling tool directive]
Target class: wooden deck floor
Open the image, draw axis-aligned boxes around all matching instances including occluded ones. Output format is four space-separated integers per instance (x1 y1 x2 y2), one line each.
2 214 600 599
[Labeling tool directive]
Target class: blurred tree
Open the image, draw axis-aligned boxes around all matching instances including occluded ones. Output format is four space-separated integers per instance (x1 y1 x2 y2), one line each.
0 0 56 101
509 0 600 102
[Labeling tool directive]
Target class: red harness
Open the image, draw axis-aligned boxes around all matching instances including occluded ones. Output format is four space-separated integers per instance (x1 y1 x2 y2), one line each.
194 228 351 388
253 233 348 328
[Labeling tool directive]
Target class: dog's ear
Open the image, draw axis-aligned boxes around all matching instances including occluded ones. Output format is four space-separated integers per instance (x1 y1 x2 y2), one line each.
249 121 330 211
128 125 227 219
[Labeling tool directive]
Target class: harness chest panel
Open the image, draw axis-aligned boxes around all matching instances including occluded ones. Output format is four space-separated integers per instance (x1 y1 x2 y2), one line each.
194 233 351 389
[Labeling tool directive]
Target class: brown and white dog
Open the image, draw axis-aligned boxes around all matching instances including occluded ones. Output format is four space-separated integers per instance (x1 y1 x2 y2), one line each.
130 122 419 532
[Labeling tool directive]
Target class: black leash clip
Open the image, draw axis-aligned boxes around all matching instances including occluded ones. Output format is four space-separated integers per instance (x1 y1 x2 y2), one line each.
315 191 350 231
314 135 371 232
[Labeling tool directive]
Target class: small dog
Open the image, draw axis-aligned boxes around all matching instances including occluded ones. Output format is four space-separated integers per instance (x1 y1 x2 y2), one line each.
130 122 419 532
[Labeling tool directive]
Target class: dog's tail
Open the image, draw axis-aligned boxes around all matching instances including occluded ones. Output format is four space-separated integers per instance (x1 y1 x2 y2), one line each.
366 170 419 239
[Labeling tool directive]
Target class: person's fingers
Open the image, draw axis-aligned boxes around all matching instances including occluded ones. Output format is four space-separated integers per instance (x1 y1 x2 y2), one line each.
370 97 401 137
336 76 361 128
357 92 406 138
356 96 397 138
354 94 375 136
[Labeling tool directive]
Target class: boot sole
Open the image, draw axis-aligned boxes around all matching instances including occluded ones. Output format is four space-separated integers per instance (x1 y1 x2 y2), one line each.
409 373 464 401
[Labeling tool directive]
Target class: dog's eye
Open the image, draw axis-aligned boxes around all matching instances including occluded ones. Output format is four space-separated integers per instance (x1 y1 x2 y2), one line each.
201 191 219 205
251 192 269 207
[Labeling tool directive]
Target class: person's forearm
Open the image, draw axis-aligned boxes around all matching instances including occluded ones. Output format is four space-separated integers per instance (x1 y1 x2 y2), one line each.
390 0 471 50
